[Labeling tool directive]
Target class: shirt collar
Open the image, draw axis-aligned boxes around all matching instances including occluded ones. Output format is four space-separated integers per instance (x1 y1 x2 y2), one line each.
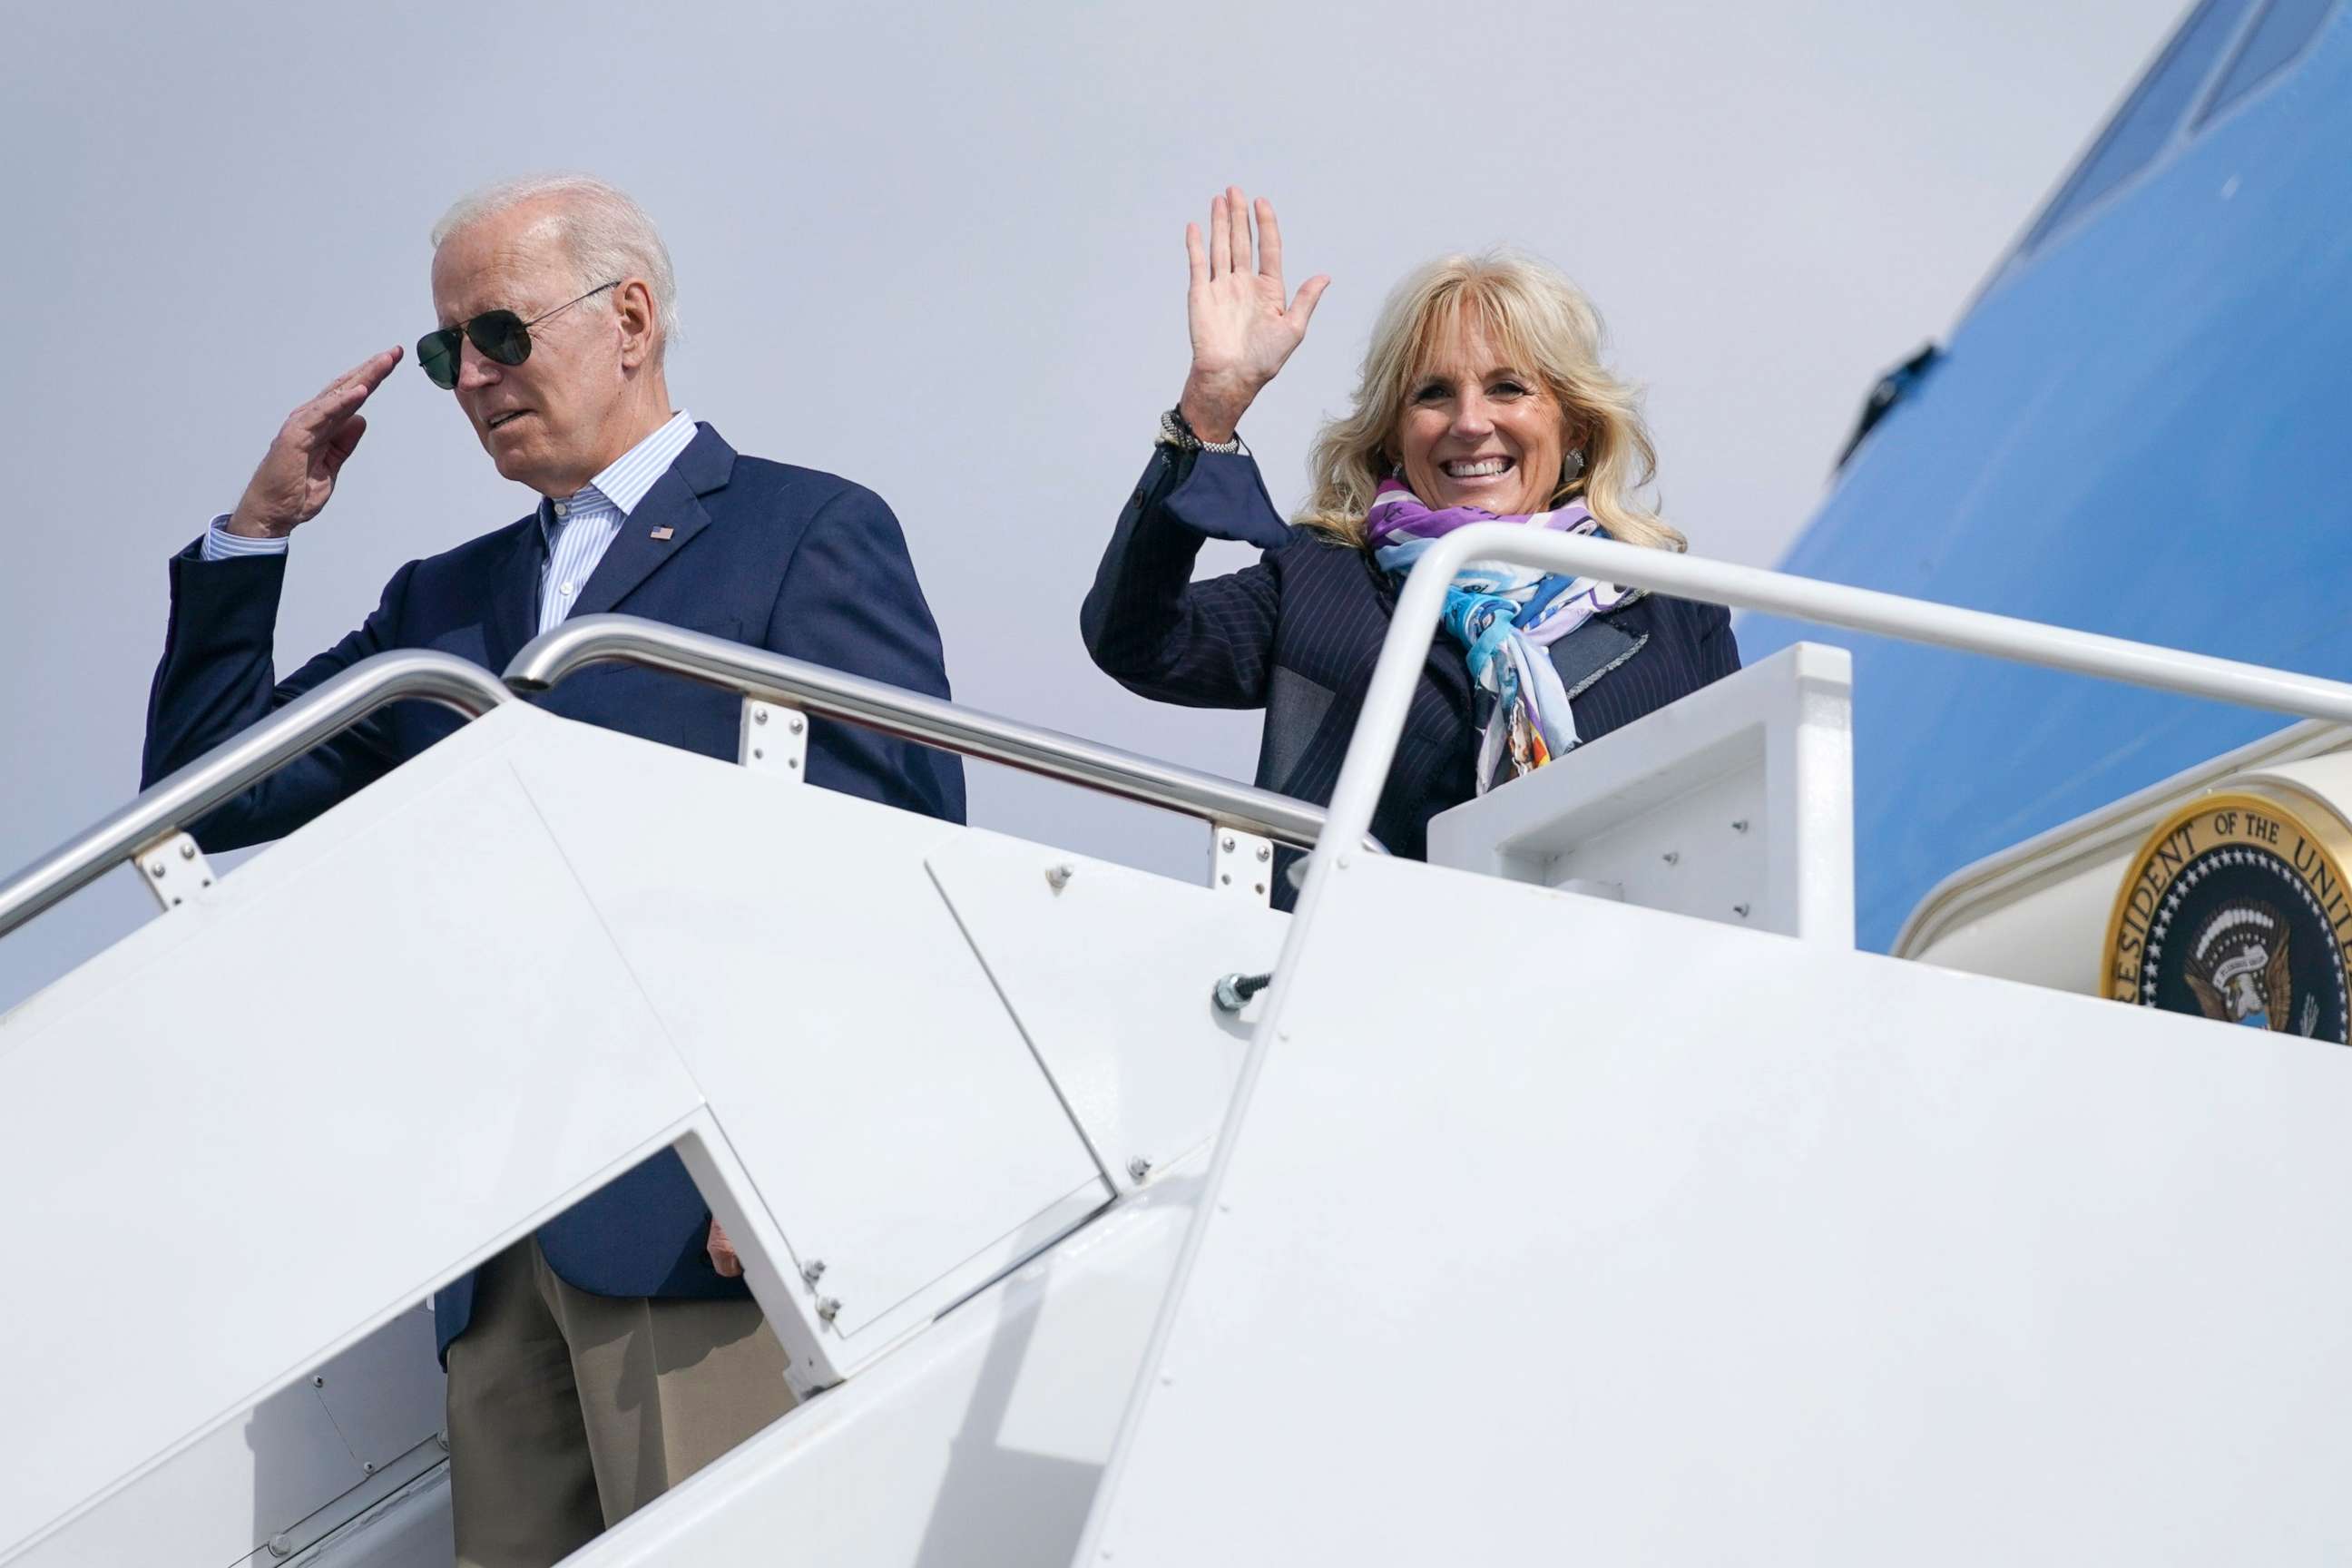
537 408 698 533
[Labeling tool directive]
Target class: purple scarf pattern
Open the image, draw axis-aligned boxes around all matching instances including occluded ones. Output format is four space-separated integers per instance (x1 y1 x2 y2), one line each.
1364 479 1634 787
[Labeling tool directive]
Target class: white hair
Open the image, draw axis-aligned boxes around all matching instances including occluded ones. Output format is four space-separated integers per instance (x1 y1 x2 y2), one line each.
431 174 680 356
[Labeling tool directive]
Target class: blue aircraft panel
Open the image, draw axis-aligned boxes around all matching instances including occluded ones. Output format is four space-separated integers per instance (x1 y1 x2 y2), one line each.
1740 0 2352 950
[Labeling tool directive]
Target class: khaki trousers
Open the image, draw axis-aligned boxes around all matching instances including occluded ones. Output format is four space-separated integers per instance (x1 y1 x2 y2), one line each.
446 1237 799 1568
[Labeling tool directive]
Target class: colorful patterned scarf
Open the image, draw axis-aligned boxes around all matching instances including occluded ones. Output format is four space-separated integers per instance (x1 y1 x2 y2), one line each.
1365 478 1634 790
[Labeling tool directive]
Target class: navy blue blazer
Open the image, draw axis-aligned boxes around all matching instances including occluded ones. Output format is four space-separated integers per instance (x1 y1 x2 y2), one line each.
143 423 965 1356
1082 446 1739 895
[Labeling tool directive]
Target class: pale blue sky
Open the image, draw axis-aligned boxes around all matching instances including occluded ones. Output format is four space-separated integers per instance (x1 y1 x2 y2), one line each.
0 0 2184 1009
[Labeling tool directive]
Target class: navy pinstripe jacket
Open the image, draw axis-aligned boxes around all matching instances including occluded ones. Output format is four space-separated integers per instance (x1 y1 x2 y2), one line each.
1082 446 1740 892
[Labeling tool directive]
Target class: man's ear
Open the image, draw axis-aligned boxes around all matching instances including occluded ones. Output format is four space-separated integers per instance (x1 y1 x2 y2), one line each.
615 278 658 369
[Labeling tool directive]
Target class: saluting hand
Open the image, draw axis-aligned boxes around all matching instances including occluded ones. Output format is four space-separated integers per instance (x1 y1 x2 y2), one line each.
224 347 403 539
1179 187 1328 445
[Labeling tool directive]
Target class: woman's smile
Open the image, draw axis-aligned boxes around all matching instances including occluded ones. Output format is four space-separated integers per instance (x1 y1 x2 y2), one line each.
1396 319 1563 516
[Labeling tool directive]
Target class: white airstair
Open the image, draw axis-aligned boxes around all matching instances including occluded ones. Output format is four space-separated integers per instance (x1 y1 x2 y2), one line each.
12 527 2352 1566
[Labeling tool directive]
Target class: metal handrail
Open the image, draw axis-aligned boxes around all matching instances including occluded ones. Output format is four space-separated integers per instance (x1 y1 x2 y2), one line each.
0 651 512 939
504 614 1384 857
1096 528 2352 1521
1310 524 2352 880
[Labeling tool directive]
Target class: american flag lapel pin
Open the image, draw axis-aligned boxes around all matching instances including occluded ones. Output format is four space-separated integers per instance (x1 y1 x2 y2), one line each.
650 526 674 541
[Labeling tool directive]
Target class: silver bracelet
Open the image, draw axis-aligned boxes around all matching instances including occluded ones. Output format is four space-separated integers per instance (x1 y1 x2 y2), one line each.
1158 407 1247 456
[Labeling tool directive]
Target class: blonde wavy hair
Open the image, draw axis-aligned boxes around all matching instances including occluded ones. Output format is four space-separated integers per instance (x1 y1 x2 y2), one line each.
1302 250 1683 553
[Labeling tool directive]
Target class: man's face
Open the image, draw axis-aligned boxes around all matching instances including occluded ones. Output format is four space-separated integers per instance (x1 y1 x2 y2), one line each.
430 200 625 495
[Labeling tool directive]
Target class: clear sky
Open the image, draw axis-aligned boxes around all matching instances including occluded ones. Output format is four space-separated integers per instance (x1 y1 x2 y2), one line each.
0 0 2185 1010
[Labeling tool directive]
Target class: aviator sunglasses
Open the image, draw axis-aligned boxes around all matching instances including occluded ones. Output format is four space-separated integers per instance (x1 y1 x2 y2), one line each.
415 280 620 389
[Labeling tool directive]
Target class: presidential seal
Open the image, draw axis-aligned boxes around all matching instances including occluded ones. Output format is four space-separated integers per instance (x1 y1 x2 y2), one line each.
2104 788 2352 1044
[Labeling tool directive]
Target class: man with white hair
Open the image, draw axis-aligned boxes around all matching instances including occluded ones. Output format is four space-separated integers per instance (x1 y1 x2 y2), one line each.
142 175 965 1565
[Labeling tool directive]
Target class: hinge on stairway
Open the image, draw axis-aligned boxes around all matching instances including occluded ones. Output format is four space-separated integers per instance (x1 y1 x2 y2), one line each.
1209 827 1275 905
131 830 215 914
739 696 808 780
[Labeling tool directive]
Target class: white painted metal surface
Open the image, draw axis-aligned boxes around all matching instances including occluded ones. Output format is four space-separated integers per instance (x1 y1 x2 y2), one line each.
1207 826 1277 904
14 1310 444 1568
307 1307 446 1483
1084 527 2352 1566
1088 852 2352 1562
0 650 508 937
132 829 217 914
2 691 1273 1563
563 1180 1197 1568
0 708 712 1562
267 1466 453 1568
1429 642 1853 944
737 695 808 778
502 721 1112 1367
926 831 1289 1197
1308 525 2352 944
24 544 2352 1565
1899 718 2352 987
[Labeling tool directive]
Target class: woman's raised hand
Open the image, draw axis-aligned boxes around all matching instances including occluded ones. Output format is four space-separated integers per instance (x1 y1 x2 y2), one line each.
1179 187 1329 445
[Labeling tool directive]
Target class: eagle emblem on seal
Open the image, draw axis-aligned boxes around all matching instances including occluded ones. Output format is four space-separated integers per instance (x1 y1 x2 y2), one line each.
2180 903 2298 1032
2105 789 2352 1044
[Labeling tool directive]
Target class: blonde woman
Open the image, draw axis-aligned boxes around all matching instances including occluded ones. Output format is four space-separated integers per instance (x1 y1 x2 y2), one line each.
1083 188 1738 894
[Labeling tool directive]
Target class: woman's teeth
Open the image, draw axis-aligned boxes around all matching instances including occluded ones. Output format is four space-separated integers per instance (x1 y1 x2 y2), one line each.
1444 457 1512 478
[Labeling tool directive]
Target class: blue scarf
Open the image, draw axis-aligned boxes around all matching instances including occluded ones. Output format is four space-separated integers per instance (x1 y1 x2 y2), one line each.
1364 479 1633 789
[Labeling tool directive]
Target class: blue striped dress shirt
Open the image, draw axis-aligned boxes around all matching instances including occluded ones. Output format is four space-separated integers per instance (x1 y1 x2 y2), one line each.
203 408 700 636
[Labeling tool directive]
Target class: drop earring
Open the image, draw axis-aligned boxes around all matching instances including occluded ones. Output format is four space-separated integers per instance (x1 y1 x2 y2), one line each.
1563 448 1587 481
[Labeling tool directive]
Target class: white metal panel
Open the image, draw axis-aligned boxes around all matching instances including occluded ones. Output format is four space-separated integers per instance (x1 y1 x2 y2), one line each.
279 1465 453 1568
503 724 1111 1357
560 1191 1193 1568
1896 718 2352 984
1904 848 2136 993
1428 642 1854 944
14 1377 355 1568
737 696 808 778
1206 827 1276 903
15 1308 444 1568
132 829 218 915
0 706 708 1561
926 831 1289 1195
1093 852 2352 1564
238 1443 447 1568
310 1304 445 1475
